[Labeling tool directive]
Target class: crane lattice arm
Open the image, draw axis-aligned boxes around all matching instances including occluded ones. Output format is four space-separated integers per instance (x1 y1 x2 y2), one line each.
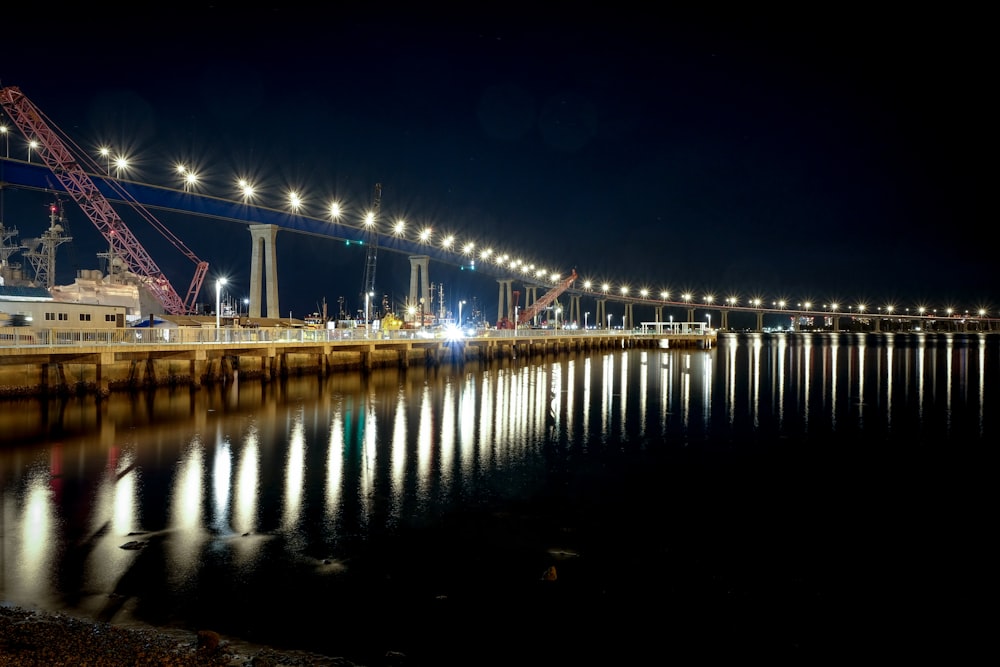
518 269 578 325
0 86 208 314
360 183 382 309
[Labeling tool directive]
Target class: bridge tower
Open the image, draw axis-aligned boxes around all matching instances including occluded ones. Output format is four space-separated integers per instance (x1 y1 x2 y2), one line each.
496 279 514 324
596 298 607 329
249 224 279 318
407 255 430 323
568 294 581 327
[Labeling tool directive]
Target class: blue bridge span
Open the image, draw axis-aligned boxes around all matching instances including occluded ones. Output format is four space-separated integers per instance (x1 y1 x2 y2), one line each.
1 158 997 333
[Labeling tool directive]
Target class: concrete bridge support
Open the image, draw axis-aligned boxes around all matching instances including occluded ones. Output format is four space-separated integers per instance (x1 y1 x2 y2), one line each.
497 279 514 324
408 255 431 323
248 224 280 319
568 294 582 327
525 285 539 325
624 303 634 330
596 298 607 329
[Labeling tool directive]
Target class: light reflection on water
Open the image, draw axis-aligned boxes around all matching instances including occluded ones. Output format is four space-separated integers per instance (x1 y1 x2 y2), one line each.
0 332 995 663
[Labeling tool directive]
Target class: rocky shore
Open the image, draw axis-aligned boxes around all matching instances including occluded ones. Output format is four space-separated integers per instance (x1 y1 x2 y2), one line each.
0 606 371 666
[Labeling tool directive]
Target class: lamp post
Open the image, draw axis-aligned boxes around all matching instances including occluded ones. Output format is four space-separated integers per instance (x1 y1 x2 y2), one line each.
365 291 371 335
585 312 590 329
707 313 712 331
215 277 227 340
419 297 425 331
607 313 612 329
458 300 466 327
99 147 111 173
0 125 8 158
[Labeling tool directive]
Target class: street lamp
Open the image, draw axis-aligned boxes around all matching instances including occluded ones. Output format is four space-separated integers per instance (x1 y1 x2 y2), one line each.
707 313 712 331
28 139 38 162
419 297 425 330
458 300 466 327
365 292 371 334
215 277 227 338
113 155 129 179
607 313 612 329
0 125 8 158
584 311 590 329
98 146 111 173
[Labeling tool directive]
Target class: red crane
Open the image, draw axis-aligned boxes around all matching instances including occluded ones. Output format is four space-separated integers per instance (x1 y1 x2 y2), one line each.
518 269 578 326
0 86 208 315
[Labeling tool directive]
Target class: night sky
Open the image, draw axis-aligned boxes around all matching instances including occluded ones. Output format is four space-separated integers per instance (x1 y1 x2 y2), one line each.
1 6 992 320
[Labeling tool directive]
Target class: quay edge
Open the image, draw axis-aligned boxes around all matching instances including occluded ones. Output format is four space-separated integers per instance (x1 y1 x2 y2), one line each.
0 330 715 399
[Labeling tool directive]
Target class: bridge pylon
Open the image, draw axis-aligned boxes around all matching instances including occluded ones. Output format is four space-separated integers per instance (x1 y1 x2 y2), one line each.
249 224 280 319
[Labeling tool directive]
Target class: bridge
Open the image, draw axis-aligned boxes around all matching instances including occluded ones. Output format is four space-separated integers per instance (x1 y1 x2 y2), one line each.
1 101 997 334
4 156 997 333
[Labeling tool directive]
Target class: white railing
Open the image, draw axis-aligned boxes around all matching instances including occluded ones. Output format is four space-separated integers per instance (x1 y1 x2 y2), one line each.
0 325 640 348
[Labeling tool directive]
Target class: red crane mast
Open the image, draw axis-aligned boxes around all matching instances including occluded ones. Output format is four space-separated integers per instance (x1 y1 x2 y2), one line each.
0 86 208 315
518 269 578 326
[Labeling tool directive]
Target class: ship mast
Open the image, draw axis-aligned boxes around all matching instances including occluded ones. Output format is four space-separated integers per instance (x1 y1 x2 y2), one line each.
21 200 72 288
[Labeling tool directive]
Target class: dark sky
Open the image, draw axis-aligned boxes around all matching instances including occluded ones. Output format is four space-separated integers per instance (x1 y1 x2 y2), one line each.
1 5 993 320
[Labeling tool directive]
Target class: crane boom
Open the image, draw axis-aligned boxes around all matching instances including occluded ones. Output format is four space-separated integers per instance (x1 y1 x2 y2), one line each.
0 86 208 314
360 183 381 311
518 269 578 325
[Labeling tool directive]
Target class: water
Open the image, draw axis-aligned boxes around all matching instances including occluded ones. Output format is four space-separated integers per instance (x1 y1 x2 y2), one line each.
1 332 994 664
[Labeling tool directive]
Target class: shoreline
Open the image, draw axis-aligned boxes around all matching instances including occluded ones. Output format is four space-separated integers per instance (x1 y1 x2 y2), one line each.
0 604 368 666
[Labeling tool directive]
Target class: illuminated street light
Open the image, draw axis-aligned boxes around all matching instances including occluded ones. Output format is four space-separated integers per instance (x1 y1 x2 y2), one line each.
585 311 590 329
0 124 9 158
113 155 129 178
215 277 228 339
28 139 39 162
607 313 612 329
239 179 257 202
98 146 111 173
458 300 466 327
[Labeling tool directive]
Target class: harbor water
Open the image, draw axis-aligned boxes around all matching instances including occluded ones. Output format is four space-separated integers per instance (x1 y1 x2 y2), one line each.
1 332 994 664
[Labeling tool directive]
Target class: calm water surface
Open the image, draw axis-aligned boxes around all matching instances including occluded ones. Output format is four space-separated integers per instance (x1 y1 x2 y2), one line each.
1 332 994 664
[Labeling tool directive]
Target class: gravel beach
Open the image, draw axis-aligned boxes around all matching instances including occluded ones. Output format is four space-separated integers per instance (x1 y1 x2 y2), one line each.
0 605 368 666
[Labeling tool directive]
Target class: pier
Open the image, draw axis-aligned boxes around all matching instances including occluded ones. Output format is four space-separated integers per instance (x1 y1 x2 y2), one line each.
0 327 715 398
